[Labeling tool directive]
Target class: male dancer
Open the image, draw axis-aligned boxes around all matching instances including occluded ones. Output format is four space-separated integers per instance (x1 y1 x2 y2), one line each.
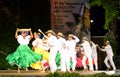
90 41 98 70
57 32 67 72
97 40 116 70
66 34 80 71
81 37 94 71
46 30 58 73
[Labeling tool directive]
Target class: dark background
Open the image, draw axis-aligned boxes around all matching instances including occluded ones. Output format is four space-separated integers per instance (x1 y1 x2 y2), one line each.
0 0 107 35
0 0 51 32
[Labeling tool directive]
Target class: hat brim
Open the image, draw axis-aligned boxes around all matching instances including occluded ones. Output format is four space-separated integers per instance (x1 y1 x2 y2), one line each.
57 34 64 37
45 31 56 35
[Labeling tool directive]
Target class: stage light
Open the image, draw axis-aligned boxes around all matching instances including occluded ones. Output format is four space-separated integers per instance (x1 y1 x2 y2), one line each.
90 20 93 23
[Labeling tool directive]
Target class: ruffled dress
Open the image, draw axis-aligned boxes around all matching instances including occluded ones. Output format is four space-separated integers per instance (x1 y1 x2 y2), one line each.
6 35 42 69
30 48 50 70
30 38 49 70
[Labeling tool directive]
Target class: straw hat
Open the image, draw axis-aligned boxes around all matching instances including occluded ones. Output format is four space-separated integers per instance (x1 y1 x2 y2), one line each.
105 40 110 45
57 32 64 37
45 30 56 35
82 37 88 41
68 34 74 38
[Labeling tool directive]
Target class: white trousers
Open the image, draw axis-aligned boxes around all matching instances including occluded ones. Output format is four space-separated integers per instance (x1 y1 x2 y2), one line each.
49 47 58 73
67 53 76 71
60 51 70 72
104 56 116 70
92 55 98 70
82 54 94 71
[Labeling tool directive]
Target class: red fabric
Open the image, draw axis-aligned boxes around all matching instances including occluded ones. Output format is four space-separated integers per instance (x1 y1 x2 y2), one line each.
43 62 49 67
76 57 82 67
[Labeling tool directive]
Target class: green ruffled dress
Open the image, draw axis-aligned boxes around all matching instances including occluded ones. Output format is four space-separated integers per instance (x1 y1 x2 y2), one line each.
6 35 42 69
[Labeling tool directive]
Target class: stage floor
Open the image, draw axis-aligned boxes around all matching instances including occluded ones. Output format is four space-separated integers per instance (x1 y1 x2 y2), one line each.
0 70 119 77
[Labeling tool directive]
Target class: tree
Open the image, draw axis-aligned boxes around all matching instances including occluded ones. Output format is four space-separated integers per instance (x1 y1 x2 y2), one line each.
90 0 119 40
90 0 120 69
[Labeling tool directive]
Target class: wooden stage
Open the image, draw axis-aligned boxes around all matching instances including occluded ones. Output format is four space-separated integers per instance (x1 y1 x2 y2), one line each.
0 70 119 77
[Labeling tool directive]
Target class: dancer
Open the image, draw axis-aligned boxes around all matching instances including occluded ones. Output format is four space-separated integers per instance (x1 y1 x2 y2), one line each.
75 45 83 68
66 34 80 72
31 32 49 72
97 40 116 70
32 32 44 52
6 28 42 73
45 30 58 73
90 41 98 70
81 37 94 71
30 32 44 70
56 32 67 72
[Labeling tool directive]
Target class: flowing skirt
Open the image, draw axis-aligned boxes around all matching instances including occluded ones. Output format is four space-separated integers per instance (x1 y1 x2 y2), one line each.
6 45 42 69
30 48 49 70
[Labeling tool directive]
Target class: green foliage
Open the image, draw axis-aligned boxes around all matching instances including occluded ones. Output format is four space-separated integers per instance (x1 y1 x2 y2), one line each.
103 1 119 30
0 8 18 70
90 0 102 7
45 72 80 77
0 53 17 70
0 72 120 77
90 0 119 30
85 73 107 77
45 72 120 77
114 56 120 69
93 73 108 77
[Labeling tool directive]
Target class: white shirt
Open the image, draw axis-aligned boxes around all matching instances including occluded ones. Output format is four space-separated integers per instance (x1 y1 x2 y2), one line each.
47 35 58 48
81 41 92 55
66 36 79 54
57 37 66 53
17 35 30 45
101 45 114 57
32 38 43 48
91 42 97 57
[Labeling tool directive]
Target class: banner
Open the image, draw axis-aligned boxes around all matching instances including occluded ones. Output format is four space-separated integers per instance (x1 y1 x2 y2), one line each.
51 0 90 40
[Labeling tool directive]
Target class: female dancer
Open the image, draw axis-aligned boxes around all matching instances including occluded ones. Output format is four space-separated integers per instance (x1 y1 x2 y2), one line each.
6 28 42 73
31 32 49 72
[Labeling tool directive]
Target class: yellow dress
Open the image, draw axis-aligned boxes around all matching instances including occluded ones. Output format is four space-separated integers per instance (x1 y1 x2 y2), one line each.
30 47 49 70
34 48 49 60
